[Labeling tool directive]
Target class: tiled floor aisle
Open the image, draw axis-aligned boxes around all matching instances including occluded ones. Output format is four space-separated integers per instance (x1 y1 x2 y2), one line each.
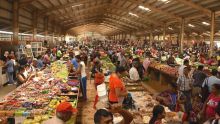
0 85 16 100
76 79 97 124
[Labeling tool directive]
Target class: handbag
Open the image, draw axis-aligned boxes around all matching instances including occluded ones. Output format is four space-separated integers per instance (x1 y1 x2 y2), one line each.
122 93 135 109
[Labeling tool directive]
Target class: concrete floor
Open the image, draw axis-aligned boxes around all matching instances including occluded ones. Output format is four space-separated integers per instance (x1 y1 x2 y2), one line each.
0 85 16 100
0 72 171 124
76 80 96 124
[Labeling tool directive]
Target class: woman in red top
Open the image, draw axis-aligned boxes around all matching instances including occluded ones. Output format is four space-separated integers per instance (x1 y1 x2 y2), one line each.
199 54 206 64
200 84 220 120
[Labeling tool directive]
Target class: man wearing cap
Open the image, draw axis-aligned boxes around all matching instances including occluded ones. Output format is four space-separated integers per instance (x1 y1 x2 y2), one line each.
43 102 77 124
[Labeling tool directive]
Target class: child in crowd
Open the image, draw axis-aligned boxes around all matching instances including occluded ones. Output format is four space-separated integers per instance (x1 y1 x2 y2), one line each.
149 105 166 124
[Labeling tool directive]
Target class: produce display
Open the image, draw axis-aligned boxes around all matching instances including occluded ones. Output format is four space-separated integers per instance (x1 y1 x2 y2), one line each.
0 62 79 124
51 61 69 82
100 55 116 72
149 62 178 77
131 92 182 124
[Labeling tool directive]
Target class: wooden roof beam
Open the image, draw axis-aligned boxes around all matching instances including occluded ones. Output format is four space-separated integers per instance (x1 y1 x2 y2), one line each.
64 19 103 31
104 17 139 30
175 0 211 16
99 24 125 32
102 20 133 32
64 18 102 27
104 13 148 29
61 14 140 31
105 13 142 28
59 11 147 29
59 12 105 23
65 18 130 33
50 3 108 19
38 0 94 15
60 13 104 25
216 11 220 17
19 0 38 8
128 0 182 20
109 4 163 26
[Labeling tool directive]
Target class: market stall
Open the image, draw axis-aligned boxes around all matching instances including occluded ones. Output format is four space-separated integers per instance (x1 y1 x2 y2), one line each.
147 60 216 86
0 61 80 124
148 61 178 85
100 53 182 124
130 91 183 124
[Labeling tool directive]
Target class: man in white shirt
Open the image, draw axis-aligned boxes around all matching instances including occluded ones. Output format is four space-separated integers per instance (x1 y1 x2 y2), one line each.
176 66 193 113
178 59 189 76
76 55 87 100
129 61 140 82
202 69 220 92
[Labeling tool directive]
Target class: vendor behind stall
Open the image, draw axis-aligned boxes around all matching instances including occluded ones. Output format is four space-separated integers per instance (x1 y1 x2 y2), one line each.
43 102 77 124
206 56 218 66
156 83 177 111
178 59 189 76
129 61 140 82
17 66 34 86
167 54 176 67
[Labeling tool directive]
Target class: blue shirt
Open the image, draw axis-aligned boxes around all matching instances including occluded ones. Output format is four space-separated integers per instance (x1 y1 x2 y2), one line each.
37 59 44 69
71 58 78 69
202 76 220 92
6 60 14 72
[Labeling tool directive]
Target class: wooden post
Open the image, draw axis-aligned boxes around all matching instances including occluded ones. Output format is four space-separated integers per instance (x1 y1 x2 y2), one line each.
180 18 185 53
210 12 215 57
52 21 57 45
32 10 38 42
163 24 166 42
150 31 153 47
44 17 48 41
13 0 19 45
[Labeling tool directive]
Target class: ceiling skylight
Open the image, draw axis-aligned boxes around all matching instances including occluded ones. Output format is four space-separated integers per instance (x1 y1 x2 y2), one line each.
138 5 151 12
129 12 139 17
168 27 173 30
188 24 195 28
158 0 170 4
72 4 83 8
202 22 210 26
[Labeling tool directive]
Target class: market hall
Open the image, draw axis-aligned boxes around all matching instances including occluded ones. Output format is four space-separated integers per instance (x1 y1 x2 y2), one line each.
0 0 220 123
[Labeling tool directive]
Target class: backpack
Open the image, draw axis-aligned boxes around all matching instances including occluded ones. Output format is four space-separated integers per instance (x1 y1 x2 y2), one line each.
122 93 135 110
201 78 210 103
